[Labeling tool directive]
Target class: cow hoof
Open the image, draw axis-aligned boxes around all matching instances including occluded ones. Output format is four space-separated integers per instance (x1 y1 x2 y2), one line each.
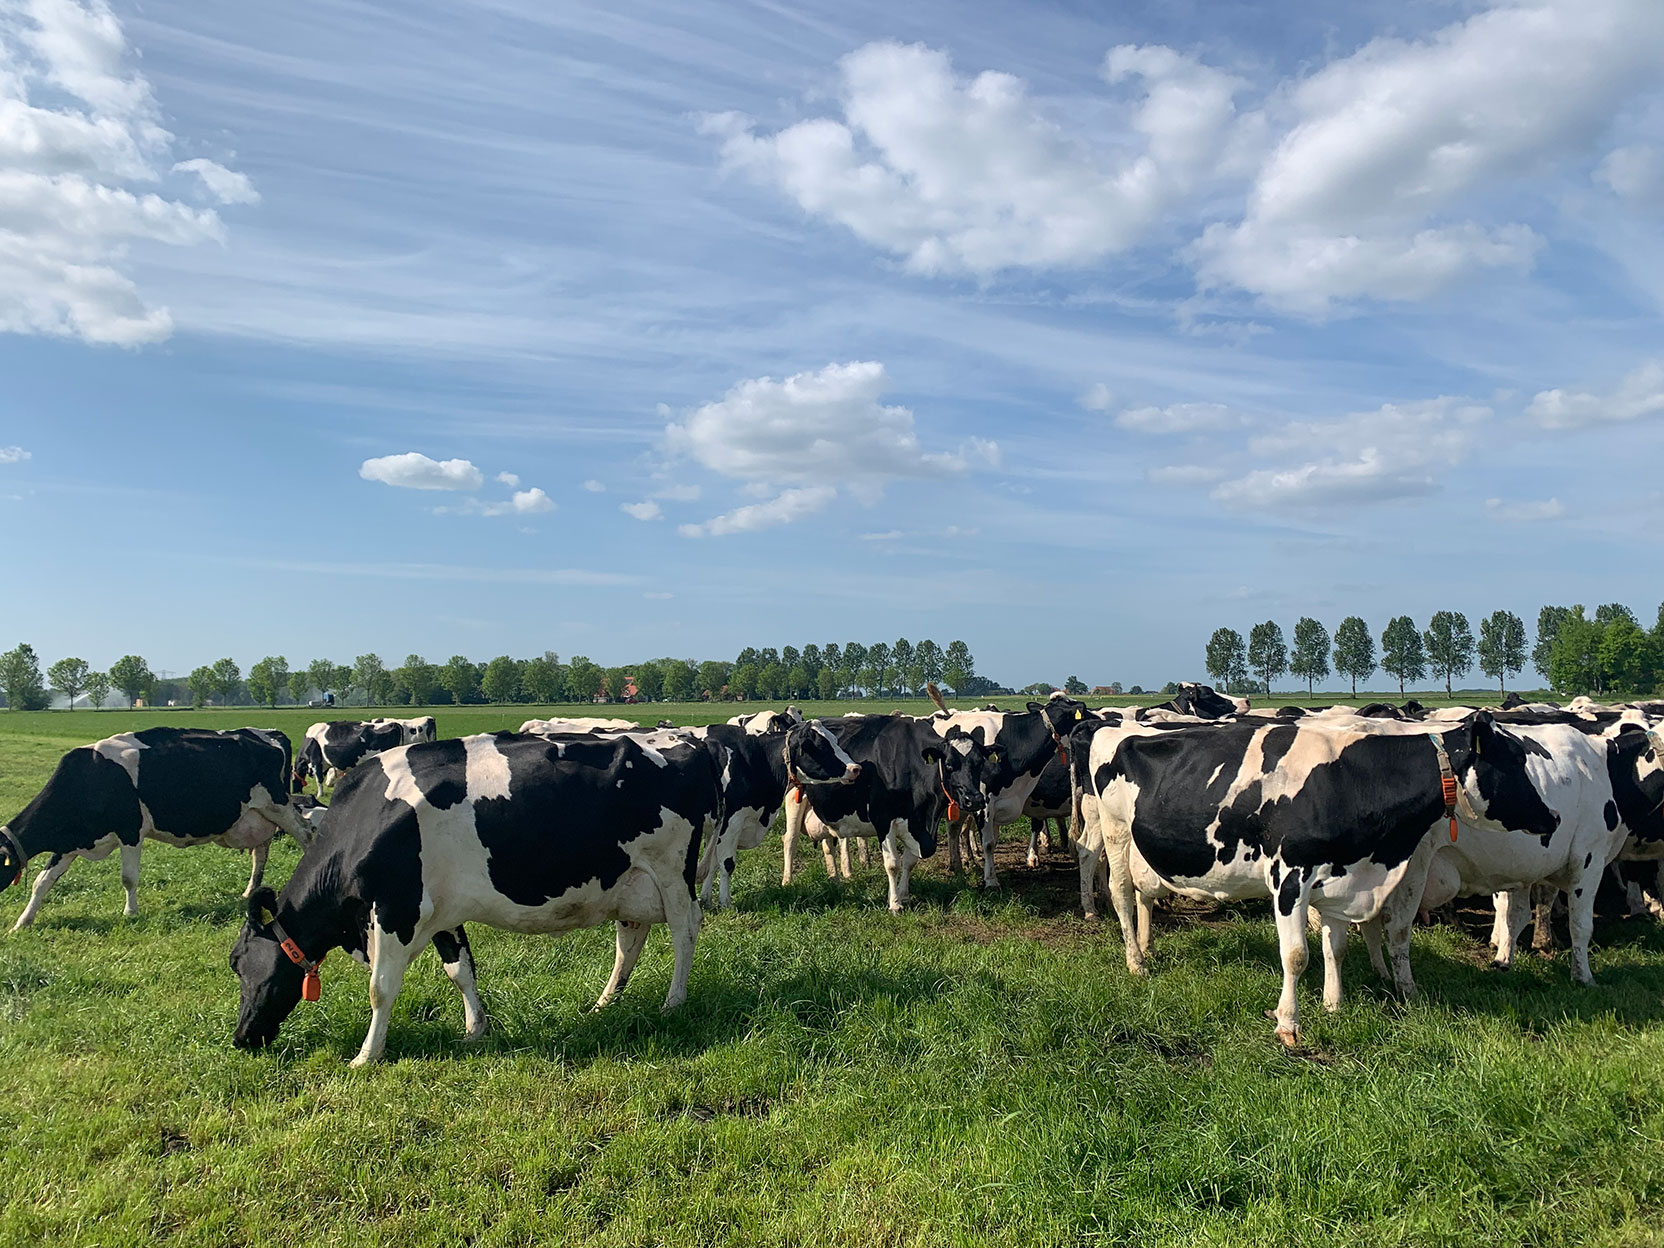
1083 910 1100 922
347 1053 376 1069
1488 958 1510 971
1276 1027 1301 1048
1026 854 1039 869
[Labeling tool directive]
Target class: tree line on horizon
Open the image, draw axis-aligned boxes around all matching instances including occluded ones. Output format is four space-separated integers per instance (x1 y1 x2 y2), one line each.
1204 603 1664 699
0 639 984 711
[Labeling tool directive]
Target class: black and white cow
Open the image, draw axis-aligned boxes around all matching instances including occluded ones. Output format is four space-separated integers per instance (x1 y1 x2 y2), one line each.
231 729 727 1064
295 716 436 792
519 716 639 735
926 693 1090 888
687 712 857 908
0 727 314 932
781 716 993 913
1075 712 1554 1043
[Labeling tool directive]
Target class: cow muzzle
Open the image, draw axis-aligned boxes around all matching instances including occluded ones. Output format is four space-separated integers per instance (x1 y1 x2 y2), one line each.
842 763 862 784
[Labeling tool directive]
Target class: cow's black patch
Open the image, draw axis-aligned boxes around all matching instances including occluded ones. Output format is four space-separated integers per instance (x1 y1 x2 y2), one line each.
405 740 469 811
1277 869 1302 915
1605 801 1620 831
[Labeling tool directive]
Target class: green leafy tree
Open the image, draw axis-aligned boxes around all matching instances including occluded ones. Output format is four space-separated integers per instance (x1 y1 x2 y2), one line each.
1065 675 1088 695
481 655 522 703
787 664 811 699
1424 611 1476 697
1021 681 1055 696
696 660 730 700
1533 606 1571 681
891 638 915 694
354 653 392 706
760 662 788 701
111 654 156 709
247 656 290 708
1290 617 1330 695
1595 603 1637 629
306 658 339 703
942 641 975 694
1247 622 1286 695
914 639 943 688
1548 607 1603 695
46 656 90 709
820 644 842 695
841 643 868 697
634 660 664 703
207 657 239 706
731 662 760 700
1599 616 1652 694
734 646 760 668
1204 628 1247 693
0 643 48 710
85 670 111 711
867 641 893 697
1477 610 1528 694
188 665 215 709
662 659 695 702
396 655 438 706
564 656 602 702
1331 617 1375 697
521 652 562 702
817 667 837 699
441 655 480 705
800 644 822 682
1381 617 1426 695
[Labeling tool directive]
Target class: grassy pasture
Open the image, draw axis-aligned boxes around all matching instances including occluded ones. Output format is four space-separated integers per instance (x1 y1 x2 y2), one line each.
1 702 1663 1246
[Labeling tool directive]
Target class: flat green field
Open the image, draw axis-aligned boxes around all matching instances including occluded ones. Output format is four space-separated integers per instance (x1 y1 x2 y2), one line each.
2 703 1663 1246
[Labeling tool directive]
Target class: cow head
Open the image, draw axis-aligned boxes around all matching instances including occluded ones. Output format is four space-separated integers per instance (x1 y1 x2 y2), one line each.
1028 693 1093 757
784 721 862 786
1451 712 1560 840
921 731 993 824
229 887 306 1051
0 826 23 891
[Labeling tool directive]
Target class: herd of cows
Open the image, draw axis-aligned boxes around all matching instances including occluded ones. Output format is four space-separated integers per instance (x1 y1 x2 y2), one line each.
1 684 1661 1064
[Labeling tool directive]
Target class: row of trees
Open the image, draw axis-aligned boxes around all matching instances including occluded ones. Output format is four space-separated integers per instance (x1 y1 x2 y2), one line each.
0 639 983 710
1204 602 1664 698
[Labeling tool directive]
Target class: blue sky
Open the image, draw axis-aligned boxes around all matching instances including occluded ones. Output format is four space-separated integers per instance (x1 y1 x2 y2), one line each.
2 0 1662 689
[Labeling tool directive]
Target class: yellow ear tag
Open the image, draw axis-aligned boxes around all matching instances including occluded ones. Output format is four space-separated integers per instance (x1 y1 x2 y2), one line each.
260 908 275 925
1075 710 1082 720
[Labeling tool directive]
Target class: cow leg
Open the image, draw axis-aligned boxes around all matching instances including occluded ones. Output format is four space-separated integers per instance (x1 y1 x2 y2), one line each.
1317 913 1349 1012
1359 918 1390 981
119 842 142 917
1490 888 1532 969
658 883 702 1011
1135 894 1154 955
838 837 854 880
699 819 740 908
857 837 871 868
781 794 807 886
880 829 920 915
820 838 837 878
1270 886 1313 1045
1051 818 1068 854
946 817 963 873
1530 883 1558 953
244 842 270 899
981 819 1000 890
1027 819 1042 869
1566 867 1602 986
10 854 73 931
350 920 422 1067
1377 881 1422 1002
432 926 488 1041
718 855 736 909
595 920 652 1009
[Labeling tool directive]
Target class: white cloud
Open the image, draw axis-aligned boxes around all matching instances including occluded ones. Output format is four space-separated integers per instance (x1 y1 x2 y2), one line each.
0 0 256 344
708 39 1250 276
621 500 662 521
1147 464 1224 485
1596 145 1663 203
1212 397 1490 509
504 487 554 514
1116 401 1243 434
1527 360 1664 428
0 445 29 464
496 471 520 487
1078 383 1115 413
582 479 605 493
1193 0 1664 312
170 158 259 205
359 452 484 491
652 482 701 501
1485 497 1565 522
678 485 836 538
665 361 975 495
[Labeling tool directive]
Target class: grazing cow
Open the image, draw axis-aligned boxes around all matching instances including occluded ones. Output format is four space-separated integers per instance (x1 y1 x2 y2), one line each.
231 729 727 1064
1156 682 1246 719
518 716 639 735
0 727 314 931
926 692 1090 888
781 716 993 913
688 713 857 908
1075 712 1551 1043
296 719 412 792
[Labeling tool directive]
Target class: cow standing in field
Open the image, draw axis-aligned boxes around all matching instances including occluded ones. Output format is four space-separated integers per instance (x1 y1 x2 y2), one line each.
519 717 639 735
295 716 437 792
1074 712 1555 1043
0 727 315 931
781 716 994 913
231 729 728 1065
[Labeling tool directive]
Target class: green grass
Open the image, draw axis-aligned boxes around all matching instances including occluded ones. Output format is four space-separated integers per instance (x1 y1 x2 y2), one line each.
3 703 1663 1246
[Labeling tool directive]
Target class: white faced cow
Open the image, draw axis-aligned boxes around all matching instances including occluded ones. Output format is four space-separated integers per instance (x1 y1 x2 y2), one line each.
231 729 727 1065
0 727 314 932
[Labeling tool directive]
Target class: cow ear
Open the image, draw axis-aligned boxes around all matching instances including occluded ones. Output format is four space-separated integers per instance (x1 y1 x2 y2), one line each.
1470 710 1496 757
247 887 278 931
920 745 945 764
1026 701 1044 714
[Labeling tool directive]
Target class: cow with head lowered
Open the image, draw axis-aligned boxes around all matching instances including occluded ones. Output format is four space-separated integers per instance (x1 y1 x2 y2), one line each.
295 717 437 792
1074 711 1555 1043
232 729 728 1064
0 727 314 932
781 715 995 913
